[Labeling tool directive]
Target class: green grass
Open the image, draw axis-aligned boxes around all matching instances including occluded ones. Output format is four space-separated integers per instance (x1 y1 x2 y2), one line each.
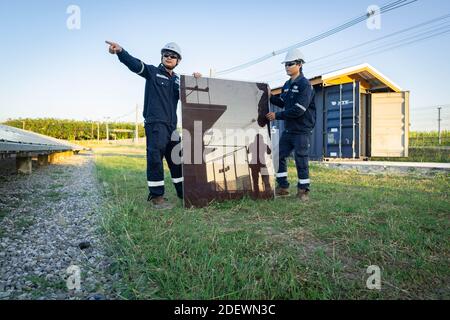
0 210 6 238
0 210 6 221
23 275 67 299
372 147 450 163
15 216 34 230
94 145 450 300
43 191 65 201
0 209 15 239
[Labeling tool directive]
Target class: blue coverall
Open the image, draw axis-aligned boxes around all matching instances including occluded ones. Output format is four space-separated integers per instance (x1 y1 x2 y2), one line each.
270 73 316 191
117 50 183 199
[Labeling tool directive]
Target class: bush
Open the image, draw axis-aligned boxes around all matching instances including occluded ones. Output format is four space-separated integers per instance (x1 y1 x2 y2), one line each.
410 131 450 147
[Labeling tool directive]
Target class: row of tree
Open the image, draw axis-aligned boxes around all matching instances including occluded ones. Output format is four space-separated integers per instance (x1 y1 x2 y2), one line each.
410 131 449 147
2 118 145 141
3 118 448 146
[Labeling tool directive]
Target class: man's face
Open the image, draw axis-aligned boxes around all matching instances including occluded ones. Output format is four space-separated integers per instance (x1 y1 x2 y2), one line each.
162 51 180 70
285 61 301 76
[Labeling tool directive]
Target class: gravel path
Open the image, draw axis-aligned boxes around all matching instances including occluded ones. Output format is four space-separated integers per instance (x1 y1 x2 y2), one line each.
0 152 120 300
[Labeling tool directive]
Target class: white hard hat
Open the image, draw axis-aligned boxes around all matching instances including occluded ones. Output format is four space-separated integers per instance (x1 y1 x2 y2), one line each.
281 48 305 64
161 42 182 60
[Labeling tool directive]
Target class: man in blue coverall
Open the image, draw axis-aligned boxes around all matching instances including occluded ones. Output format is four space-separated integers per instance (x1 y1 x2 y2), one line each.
266 48 316 201
106 40 201 210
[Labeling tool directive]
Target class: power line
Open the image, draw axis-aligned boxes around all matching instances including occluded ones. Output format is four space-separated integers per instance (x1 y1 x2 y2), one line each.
315 29 450 76
305 24 450 74
110 107 142 122
215 0 418 76
413 104 450 110
253 14 450 81
310 15 449 64
295 24 450 79
218 0 417 76
412 110 446 115
265 24 450 84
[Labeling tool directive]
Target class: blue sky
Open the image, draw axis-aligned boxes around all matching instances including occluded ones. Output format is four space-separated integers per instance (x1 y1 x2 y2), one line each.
0 0 449 131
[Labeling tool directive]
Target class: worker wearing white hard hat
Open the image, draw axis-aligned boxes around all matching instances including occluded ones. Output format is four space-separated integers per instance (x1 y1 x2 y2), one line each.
161 42 183 60
280 48 306 64
105 40 201 210
266 48 316 202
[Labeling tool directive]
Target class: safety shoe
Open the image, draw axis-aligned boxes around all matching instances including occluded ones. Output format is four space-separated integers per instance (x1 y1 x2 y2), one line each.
149 196 174 210
275 187 290 197
297 189 310 202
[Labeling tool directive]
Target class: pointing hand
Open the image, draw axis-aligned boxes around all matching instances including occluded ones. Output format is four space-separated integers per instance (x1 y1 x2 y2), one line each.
105 41 122 54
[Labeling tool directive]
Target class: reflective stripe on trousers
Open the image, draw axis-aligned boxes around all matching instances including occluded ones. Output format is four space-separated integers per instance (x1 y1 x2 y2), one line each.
276 132 311 190
145 123 183 199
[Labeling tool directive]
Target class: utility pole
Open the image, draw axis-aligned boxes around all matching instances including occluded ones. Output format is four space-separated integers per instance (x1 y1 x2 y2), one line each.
91 122 94 140
438 107 442 145
105 117 110 143
97 122 100 142
135 104 139 144
22 121 25 130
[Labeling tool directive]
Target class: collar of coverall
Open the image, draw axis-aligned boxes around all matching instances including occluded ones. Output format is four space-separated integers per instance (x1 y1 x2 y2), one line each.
288 71 304 85
158 63 178 78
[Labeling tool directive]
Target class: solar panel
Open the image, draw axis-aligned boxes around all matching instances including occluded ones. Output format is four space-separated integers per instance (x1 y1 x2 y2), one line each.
0 125 81 154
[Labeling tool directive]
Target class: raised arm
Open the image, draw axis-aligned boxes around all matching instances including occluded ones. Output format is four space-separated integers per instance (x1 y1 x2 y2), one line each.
105 41 149 79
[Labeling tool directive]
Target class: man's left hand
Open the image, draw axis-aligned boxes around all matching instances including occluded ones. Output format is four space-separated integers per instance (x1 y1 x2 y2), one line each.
266 112 276 121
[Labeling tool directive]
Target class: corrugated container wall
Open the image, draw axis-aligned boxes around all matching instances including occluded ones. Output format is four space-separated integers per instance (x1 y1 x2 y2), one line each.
270 66 409 160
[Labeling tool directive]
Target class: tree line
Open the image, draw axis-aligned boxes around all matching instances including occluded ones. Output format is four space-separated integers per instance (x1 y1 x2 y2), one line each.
2 118 145 141
2 118 448 146
410 131 449 147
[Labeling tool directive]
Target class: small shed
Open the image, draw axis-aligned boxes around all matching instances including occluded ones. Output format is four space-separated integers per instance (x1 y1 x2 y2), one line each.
271 63 410 160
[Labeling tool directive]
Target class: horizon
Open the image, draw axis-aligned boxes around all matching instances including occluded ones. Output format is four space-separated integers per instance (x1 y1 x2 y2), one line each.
0 0 449 131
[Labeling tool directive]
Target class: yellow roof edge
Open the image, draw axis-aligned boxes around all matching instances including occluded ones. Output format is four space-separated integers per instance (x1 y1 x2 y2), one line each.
321 63 402 92
270 64 403 93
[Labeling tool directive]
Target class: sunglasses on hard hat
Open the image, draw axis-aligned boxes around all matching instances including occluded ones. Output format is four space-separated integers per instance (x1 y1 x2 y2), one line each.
285 61 298 67
163 53 179 60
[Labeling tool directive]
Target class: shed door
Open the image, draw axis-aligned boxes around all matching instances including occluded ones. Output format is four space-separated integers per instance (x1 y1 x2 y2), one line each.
371 92 409 157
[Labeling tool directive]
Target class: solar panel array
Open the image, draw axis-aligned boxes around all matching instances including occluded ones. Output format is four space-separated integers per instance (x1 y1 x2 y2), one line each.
0 125 81 154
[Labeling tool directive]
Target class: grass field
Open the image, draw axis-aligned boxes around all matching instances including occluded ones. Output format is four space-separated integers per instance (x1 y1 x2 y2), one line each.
94 144 449 300
371 147 450 163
